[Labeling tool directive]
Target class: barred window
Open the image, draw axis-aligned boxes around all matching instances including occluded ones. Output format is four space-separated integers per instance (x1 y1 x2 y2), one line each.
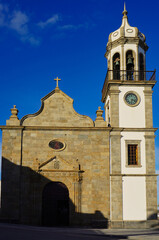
128 144 138 165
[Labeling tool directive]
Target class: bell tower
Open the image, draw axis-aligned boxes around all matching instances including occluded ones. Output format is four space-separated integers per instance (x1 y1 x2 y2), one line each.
102 4 157 228
106 3 148 77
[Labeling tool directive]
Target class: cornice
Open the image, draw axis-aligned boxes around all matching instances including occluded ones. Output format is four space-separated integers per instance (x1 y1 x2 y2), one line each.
143 90 153 96
123 128 157 132
0 126 112 131
37 170 84 173
110 127 157 132
108 89 120 95
110 174 158 177
0 126 24 130
102 80 156 102
106 36 148 56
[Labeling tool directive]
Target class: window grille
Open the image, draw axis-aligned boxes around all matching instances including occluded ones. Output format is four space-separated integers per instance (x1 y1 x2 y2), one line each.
128 144 138 165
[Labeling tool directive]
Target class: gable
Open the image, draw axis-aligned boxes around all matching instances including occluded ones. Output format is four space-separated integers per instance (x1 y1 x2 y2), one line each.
38 155 75 171
21 88 93 127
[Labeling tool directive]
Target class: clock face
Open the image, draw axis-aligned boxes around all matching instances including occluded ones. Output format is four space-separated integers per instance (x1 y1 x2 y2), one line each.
124 92 140 106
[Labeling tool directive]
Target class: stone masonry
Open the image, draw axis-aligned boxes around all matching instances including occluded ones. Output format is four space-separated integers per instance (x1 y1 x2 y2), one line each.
0 87 110 226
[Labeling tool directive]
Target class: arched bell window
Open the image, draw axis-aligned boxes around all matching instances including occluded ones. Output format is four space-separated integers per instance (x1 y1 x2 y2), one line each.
113 53 120 80
139 53 145 80
126 50 134 80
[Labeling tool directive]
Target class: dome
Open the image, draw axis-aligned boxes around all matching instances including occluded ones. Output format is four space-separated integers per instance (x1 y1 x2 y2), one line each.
107 4 146 44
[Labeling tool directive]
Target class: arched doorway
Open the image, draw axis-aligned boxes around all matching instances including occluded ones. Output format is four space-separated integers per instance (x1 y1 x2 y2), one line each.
42 182 69 226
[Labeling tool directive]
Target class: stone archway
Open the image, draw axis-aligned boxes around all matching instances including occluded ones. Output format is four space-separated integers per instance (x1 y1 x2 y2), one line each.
42 182 69 226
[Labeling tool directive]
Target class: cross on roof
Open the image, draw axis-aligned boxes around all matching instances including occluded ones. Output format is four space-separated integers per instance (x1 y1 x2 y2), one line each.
54 77 61 88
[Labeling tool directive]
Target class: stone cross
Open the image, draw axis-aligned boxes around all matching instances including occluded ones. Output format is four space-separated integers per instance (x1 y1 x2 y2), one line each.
54 77 61 88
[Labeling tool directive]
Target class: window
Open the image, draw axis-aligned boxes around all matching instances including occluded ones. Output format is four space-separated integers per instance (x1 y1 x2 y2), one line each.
125 140 141 167
49 139 66 151
126 50 134 80
128 144 138 165
113 52 120 80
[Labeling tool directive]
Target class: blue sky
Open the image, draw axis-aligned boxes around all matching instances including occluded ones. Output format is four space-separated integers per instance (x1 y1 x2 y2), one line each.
0 0 158 202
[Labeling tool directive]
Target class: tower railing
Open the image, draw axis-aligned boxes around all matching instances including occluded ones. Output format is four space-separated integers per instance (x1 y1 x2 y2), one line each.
106 69 156 81
102 69 156 101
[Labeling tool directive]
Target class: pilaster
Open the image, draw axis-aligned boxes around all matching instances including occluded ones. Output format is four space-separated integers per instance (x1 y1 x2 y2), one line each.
145 133 155 174
110 176 123 221
136 43 139 72
110 131 121 174
109 86 120 127
121 44 124 71
146 176 157 219
144 132 157 220
144 87 153 128
110 130 123 223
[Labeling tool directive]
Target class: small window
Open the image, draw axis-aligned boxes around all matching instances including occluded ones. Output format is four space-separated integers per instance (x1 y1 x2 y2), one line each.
49 139 66 151
128 144 138 165
125 140 141 167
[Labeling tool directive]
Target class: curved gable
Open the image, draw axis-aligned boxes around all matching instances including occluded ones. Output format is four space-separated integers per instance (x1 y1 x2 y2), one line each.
21 88 94 127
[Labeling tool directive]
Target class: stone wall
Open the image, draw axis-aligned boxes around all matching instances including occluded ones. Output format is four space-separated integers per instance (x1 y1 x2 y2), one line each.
0 88 110 226
19 128 110 225
1 128 22 222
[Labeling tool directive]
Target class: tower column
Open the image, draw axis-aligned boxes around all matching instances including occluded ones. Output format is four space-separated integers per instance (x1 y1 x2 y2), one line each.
121 44 125 80
144 87 153 128
146 176 157 220
109 86 120 127
110 131 123 228
136 43 139 79
145 132 157 220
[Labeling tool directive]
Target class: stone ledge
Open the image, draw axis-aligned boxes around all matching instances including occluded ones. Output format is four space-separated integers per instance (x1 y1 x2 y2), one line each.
110 174 158 176
0 126 111 131
110 220 159 229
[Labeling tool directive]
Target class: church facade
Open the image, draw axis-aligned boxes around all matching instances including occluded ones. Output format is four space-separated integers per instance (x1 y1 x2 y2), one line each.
0 6 158 228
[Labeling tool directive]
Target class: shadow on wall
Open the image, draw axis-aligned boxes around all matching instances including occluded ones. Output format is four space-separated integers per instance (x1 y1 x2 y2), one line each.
0 157 108 228
147 213 159 229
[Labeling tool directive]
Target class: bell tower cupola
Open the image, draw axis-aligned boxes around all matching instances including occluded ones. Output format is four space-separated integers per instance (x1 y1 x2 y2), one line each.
105 3 148 77
102 3 156 128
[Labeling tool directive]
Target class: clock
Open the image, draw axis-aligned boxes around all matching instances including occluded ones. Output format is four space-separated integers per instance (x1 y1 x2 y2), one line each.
124 91 140 107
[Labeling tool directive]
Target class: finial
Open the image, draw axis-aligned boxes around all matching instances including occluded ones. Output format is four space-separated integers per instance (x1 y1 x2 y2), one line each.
54 77 61 88
94 106 107 127
124 2 126 11
10 105 19 119
122 2 128 17
95 107 104 120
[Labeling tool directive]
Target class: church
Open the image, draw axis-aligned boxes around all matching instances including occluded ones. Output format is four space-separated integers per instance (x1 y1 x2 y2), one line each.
0 5 158 228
